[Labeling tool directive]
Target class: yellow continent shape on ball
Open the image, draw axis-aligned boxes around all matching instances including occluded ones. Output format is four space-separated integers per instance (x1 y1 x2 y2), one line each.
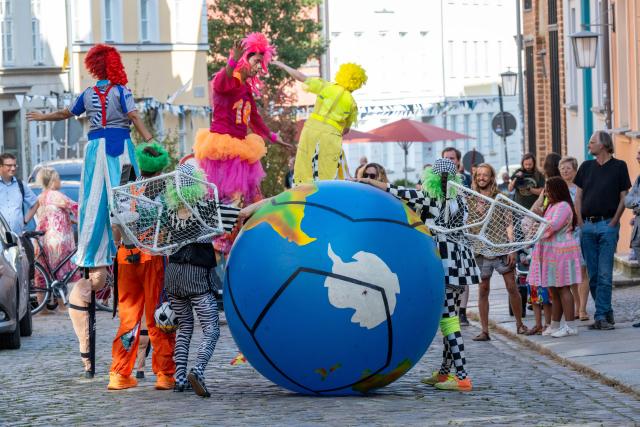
243 184 318 246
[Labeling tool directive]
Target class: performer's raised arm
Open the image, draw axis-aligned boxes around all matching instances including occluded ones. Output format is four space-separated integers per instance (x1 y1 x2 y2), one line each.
271 60 308 82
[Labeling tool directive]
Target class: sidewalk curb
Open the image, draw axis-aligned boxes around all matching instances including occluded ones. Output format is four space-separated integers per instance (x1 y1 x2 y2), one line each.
467 310 640 401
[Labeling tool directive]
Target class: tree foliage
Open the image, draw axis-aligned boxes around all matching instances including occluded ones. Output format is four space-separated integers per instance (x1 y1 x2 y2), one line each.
208 0 325 196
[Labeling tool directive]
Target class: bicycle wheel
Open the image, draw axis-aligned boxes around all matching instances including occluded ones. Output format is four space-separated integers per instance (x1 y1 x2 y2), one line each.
95 265 115 312
30 262 52 315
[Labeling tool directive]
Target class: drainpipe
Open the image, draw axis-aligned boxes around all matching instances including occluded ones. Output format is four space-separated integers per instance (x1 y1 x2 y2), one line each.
580 0 593 160
515 0 525 155
601 0 612 129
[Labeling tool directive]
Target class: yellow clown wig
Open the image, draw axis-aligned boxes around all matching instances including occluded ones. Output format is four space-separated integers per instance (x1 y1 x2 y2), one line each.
335 63 367 92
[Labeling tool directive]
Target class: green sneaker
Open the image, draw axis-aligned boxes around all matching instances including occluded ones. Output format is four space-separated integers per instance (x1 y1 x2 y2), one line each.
434 376 472 392
421 371 453 386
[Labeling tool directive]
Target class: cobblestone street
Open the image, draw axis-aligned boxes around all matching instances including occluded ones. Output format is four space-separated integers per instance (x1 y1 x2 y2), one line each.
1 309 639 426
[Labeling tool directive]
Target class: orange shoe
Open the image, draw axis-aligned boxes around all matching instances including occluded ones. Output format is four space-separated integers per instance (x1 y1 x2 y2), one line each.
107 372 138 390
155 373 175 390
434 376 472 392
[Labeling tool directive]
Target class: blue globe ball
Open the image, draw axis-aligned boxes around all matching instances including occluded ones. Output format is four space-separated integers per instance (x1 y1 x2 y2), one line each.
223 181 444 395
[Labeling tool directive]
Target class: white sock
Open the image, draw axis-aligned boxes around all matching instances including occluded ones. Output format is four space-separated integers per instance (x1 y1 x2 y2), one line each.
551 321 561 329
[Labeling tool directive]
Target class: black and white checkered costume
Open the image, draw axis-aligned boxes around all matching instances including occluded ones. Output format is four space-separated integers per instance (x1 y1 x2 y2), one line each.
386 185 481 289
387 174 479 382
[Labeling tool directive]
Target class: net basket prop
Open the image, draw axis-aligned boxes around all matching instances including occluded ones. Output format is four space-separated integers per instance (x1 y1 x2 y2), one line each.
426 181 549 257
110 170 224 255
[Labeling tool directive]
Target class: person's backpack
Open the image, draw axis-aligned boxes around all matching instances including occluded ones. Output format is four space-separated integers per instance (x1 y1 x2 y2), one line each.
16 178 25 216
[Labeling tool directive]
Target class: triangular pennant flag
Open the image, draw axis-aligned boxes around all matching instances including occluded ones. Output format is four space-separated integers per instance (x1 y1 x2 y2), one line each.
14 94 24 108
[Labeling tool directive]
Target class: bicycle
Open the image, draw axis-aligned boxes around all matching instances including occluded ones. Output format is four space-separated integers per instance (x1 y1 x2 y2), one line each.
27 231 115 315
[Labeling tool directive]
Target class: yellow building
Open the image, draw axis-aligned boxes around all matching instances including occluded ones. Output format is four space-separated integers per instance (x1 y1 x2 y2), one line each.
70 0 210 157
610 0 640 253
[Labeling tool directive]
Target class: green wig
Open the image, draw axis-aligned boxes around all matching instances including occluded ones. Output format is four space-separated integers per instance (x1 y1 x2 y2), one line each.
165 164 207 210
421 165 462 201
136 142 169 175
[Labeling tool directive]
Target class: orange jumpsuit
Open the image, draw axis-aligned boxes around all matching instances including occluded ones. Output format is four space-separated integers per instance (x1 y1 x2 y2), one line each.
109 246 175 377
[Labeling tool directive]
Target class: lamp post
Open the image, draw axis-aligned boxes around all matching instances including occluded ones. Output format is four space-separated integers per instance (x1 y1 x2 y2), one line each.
498 70 517 175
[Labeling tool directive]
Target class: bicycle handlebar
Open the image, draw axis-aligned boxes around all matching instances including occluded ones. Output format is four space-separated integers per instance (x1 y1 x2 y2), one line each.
22 230 45 239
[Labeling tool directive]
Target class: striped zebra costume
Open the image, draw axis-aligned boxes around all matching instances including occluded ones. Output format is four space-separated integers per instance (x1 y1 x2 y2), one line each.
164 200 240 396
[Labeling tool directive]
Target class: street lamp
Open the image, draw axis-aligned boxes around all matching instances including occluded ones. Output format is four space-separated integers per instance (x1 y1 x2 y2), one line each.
500 70 518 97
570 30 599 69
498 70 517 175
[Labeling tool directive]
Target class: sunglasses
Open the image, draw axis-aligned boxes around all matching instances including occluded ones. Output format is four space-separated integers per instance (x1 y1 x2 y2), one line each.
362 173 378 179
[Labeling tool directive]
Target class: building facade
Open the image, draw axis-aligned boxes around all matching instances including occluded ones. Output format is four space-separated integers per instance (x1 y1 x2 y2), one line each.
70 0 210 160
610 0 640 252
562 0 610 162
522 0 569 162
0 0 210 179
0 0 69 179
318 0 523 183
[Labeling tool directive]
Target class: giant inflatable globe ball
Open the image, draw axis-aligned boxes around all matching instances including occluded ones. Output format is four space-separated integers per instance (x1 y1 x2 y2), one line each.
223 181 445 395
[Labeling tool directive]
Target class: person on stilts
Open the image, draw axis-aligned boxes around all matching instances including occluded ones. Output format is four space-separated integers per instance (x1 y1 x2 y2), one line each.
27 44 156 377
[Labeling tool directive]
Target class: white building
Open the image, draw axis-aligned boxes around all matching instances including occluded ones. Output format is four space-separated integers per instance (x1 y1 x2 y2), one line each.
321 0 523 183
0 0 69 179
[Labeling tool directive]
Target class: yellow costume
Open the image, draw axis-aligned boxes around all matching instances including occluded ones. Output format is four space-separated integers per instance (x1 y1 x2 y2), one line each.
294 63 367 184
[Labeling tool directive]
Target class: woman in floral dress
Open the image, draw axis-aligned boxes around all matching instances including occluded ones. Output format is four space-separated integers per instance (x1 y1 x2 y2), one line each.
34 167 80 309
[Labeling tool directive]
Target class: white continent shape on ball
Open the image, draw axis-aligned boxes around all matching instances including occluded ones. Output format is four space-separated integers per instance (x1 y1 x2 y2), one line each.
324 244 400 329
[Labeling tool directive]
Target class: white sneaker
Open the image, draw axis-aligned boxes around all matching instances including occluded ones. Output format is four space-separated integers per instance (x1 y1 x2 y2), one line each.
542 326 560 336
551 325 577 338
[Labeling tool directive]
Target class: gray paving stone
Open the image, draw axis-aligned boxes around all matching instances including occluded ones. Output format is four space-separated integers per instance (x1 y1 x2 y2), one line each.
0 310 639 426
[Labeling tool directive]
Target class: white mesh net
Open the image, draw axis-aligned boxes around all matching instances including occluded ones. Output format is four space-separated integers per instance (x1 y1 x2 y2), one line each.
427 182 549 257
110 170 224 255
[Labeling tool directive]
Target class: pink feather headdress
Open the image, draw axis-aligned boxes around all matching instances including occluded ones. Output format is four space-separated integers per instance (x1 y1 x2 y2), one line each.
236 32 276 95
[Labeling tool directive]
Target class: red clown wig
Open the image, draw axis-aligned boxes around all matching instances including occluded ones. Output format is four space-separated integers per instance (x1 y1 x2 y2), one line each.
84 44 128 85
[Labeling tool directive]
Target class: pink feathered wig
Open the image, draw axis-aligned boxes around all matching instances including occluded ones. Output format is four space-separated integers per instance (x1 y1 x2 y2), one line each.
84 44 128 85
235 32 276 95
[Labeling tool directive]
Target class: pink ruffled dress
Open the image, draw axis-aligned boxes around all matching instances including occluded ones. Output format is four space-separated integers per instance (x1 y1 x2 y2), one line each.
529 201 582 288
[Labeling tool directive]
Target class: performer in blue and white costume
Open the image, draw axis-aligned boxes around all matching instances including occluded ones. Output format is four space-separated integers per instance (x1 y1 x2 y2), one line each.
27 44 156 375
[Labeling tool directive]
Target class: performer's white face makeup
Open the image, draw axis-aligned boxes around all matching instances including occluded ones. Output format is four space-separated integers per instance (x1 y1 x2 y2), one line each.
247 54 264 76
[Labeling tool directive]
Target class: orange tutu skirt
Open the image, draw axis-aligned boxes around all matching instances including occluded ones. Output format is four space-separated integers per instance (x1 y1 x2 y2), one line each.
193 130 267 164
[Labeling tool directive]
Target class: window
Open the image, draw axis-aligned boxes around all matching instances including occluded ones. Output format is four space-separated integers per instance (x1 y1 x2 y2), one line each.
463 41 470 76
614 0 628 126
72 0 92 42
140 0 149 41
105 0 113 41
103 0 122 43
31 0 43 64
139 0 158 42
483 41 489 76
174 0 190 43
1 0 13 65
473 41 479 76
566 6 578 104
594 0 604 107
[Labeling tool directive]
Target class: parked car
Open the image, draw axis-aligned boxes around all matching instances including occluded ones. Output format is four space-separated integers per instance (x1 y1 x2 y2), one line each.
28 181 80 202
28 159 83 183
0 212 32 349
